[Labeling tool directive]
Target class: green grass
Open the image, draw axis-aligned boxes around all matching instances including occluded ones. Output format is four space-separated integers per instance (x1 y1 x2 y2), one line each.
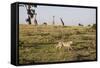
19 24 96 64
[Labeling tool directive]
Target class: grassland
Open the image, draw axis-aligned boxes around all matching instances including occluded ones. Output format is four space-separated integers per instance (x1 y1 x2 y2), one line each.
19 24 96 64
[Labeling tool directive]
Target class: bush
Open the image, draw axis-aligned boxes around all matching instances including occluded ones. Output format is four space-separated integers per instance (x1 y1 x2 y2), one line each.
91 24 96 29
78 23 84 26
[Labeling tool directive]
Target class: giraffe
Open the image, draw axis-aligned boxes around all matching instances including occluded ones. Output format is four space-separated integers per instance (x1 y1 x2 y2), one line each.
53 16 55 25
60 18 65 26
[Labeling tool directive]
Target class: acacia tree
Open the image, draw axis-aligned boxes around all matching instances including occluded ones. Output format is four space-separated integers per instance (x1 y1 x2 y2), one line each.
19 4 37 25
25 5 37 25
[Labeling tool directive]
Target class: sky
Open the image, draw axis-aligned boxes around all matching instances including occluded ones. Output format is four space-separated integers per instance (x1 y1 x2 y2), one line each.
19 4 96 26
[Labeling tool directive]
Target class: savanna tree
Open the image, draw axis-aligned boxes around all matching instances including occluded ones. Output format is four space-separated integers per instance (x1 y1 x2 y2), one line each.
19 4 37 25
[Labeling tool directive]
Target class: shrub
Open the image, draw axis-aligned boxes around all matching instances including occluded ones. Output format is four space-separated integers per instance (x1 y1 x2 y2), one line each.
91 24 96 29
